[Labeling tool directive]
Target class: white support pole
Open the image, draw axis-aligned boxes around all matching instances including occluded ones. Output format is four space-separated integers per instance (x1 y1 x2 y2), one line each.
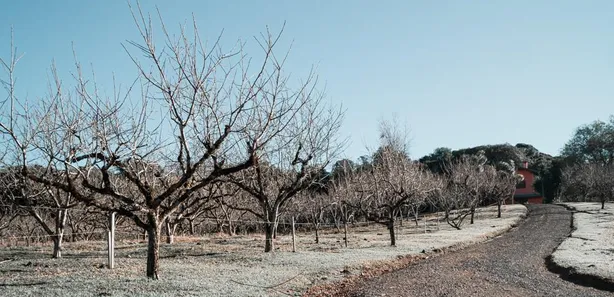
291 216 296 253
107 212 115 269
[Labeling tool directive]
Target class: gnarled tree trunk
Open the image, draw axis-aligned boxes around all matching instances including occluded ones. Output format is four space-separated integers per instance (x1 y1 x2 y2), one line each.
165 219 177 244
264 222 275 252
52 209 67 258
221 206 235 236
187 219 196 235
387 218 396 246
146 213 162 280
264 207 279 252
388 208 397 246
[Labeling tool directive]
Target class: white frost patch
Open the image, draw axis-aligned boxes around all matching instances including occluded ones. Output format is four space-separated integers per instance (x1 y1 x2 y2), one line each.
552 202 614 282
0 205 526 297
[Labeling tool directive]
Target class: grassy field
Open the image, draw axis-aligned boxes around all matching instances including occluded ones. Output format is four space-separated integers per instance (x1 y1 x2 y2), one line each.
0 205 526 297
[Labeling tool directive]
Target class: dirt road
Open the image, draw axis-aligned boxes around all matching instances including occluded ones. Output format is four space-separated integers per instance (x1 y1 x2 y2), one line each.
345 204 611 297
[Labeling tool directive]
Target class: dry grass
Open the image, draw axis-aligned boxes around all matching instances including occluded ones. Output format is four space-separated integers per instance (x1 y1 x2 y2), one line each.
0 205 526 297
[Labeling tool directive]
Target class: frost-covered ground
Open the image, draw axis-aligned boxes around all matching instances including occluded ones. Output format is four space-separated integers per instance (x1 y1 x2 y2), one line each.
0 205 526 297
551 202 614 284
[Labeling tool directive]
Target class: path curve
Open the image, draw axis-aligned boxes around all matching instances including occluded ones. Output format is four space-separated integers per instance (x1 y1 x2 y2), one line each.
344 204 611 297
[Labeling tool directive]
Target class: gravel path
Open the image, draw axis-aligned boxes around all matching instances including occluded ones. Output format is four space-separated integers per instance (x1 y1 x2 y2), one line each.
344 204 612 297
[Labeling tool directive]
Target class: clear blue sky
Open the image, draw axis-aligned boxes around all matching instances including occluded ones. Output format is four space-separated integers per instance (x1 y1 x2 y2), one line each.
2 1 613 161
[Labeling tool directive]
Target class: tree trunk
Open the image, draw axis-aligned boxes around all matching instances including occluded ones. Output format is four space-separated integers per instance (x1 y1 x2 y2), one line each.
314 224 320 244
333 211 341 232
343 219 348 247
221 206 235 236
602 200 605 210
264 222 275 252
226 218 234 236
189 220 195 236
413 210 420 227
52 236 62 258
342 206 349 247
388 219 396 246
52 209 67 258
272 220 278 239
146 214 161 280
470 207 476 224
263 205 281 252
497 201 502 218
67 214 78 242
165 220 175 244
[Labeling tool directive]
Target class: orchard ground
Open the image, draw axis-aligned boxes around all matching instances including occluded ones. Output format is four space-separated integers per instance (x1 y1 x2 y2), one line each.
549 202 614 288
0 205 526 297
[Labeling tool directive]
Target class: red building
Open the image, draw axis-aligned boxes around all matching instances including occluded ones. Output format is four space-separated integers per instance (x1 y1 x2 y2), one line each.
511 162 543 204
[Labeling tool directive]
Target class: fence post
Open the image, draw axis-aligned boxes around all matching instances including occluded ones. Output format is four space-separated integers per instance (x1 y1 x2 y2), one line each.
343 219 348 247
291 216 296 253
107 212 115 269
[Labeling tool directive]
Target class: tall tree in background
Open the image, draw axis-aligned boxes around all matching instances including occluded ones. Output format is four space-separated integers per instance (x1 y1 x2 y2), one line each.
419 147 453 174
561 116 614 165
532 157 565 203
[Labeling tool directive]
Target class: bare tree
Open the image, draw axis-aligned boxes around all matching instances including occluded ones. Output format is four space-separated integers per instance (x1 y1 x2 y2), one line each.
161 181 231 243
219 61 343 252
211 184 256 236
482 161 522 218
438 176 471 230
453 153 488 225
367 152 435 245
0 170 22 236
355 120 438 246
24 185 77 258
435 153 488 229
304 191 333 244
65 206 107 242
0 166 79 257
561 163 614 209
